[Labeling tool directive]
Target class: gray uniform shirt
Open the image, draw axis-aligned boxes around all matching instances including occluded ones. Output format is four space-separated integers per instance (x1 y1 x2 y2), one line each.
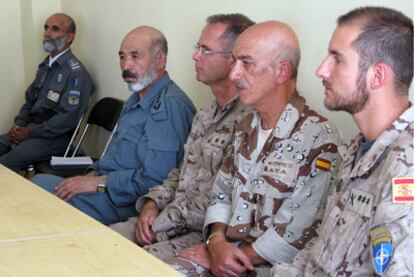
272 105 414 276
204 95 341 265
14 49 94 139
135 97 251 241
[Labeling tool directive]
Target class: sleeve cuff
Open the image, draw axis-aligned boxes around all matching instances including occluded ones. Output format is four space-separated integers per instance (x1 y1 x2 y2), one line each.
202 204 232 239
252 227 299 264
135 196 155 213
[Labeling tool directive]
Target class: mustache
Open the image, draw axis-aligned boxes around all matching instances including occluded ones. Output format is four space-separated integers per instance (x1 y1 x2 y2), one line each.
122 70 138 79
322 80 332 90
234 80 249 90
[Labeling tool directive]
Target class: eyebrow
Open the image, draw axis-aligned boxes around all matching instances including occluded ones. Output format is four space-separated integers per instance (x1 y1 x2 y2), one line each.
329 49 344 58
233 54 253 61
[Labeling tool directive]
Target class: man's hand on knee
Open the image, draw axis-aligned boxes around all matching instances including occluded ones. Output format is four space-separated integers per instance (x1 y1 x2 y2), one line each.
135 200 158 246
54 175 101 201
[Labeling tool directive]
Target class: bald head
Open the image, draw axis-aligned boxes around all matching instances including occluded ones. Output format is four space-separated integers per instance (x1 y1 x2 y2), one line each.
123 26 168 58
47 13 76 34
238 21 301 78
119 26 168 94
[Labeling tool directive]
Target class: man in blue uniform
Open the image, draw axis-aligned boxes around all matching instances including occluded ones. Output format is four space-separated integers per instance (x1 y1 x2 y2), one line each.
32 26 196 225
0 13 94 171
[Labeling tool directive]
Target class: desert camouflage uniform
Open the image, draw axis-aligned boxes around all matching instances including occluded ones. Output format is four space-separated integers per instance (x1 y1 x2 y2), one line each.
111 97 250 258
169 95 341 275
271 105 414 277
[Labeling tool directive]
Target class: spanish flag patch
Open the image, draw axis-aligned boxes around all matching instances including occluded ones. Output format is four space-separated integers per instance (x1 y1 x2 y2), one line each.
392 177 414 203
315 158 331 171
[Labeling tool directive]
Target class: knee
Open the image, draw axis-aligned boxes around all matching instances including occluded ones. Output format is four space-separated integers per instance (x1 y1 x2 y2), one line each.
30 174 62 192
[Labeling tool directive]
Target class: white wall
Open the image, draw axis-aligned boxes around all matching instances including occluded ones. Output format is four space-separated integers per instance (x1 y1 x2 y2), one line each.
1 0 413 143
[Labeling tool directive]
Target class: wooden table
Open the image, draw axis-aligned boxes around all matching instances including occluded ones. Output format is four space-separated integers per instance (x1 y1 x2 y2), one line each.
0 165 182 276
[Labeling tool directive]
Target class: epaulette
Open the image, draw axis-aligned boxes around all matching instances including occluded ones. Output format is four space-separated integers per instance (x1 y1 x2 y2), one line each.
67 58 81 71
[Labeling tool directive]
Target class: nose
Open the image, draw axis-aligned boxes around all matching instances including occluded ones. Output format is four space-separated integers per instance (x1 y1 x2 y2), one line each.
192 49 201 61
229 60 242 82
316 57 331 80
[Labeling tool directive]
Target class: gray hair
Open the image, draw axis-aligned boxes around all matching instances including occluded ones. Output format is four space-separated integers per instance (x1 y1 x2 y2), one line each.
206 13 255 52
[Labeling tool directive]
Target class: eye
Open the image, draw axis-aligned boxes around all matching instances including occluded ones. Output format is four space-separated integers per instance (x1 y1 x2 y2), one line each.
119 54 125 61
51 26 60 32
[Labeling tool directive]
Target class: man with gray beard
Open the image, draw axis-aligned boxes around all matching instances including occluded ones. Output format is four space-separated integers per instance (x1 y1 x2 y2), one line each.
32 26 196 225
0 13 94 171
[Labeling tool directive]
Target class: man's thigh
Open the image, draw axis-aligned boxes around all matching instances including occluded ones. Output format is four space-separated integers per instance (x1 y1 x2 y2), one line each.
144 231 204 260
0 138 67 170
110 217 138 243
69 192 137 225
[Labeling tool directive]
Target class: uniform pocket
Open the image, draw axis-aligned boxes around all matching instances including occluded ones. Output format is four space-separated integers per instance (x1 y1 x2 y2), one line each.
116 133 139 168
312 203 367 272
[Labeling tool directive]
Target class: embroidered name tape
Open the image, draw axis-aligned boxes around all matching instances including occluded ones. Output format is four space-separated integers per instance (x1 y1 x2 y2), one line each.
47 90 60 103
370 226 393 276
392 177 414 203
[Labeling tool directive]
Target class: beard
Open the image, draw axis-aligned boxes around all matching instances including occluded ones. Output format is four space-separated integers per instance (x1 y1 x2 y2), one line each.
43 35 67 53
323 73 369 114
123 62 158 93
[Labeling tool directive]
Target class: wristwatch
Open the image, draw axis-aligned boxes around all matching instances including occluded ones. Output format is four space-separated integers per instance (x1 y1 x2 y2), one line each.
97 176 107 193
205 231 225 246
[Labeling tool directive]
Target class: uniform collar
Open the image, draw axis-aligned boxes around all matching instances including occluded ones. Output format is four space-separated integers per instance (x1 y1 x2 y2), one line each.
48 48 70 67
124 72 170 113
339 103 414 179
271 93 306 139
41 49 73 68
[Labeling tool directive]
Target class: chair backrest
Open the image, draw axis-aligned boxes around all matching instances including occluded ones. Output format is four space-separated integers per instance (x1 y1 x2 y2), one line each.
72 97 124 157
87 97 124 132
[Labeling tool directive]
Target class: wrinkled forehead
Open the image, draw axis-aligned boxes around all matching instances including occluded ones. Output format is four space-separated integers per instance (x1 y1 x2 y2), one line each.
45 15 70 31
120 32 152 54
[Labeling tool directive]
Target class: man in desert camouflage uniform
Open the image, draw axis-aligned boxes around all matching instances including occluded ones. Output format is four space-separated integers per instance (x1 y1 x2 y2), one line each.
167 21 341 276
110 13 255 258
272 7 414 277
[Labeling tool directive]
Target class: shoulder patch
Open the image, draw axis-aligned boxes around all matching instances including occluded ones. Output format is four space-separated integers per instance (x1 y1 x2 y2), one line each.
68 90 80 105
370 226 393 276
315 157 331 171
392 177 414 203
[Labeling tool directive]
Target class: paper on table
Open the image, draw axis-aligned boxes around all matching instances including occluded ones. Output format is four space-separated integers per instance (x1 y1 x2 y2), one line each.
50 156 93 166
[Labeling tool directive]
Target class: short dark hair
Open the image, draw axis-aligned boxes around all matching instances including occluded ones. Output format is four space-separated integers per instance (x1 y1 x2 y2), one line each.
338 7 413 94
206 13 255 52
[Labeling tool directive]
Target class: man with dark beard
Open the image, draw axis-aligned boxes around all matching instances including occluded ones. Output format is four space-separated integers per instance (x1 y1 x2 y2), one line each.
32 26 196 225
272 7 413 277
0 13 94 171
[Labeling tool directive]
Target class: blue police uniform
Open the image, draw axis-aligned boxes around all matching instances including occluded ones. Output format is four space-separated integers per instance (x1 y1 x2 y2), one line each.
0 49 94 171
32 73 196 225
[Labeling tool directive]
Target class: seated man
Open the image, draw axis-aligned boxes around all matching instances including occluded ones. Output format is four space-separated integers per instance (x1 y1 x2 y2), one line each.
110 14 255 258
272 7 413 276
167 21 341 276
0 13 94 171
32 26 196 225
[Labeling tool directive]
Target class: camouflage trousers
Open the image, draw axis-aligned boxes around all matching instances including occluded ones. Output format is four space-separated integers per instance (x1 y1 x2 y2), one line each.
110 217 205 260
164 241 271 276
111 218 270 275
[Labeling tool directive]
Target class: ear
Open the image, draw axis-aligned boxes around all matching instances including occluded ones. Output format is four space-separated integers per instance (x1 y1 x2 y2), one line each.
275 61 292 84
155 51 167 69
66 33 75 45
368 62 388 90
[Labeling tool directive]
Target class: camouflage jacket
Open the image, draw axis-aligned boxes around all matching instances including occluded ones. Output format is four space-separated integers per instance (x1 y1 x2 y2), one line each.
135 97 251 241
204 95 341 264
272 105 414 276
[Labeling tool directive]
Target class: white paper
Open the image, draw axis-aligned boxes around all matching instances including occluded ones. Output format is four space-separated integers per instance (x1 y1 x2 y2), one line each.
50 156 93 166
